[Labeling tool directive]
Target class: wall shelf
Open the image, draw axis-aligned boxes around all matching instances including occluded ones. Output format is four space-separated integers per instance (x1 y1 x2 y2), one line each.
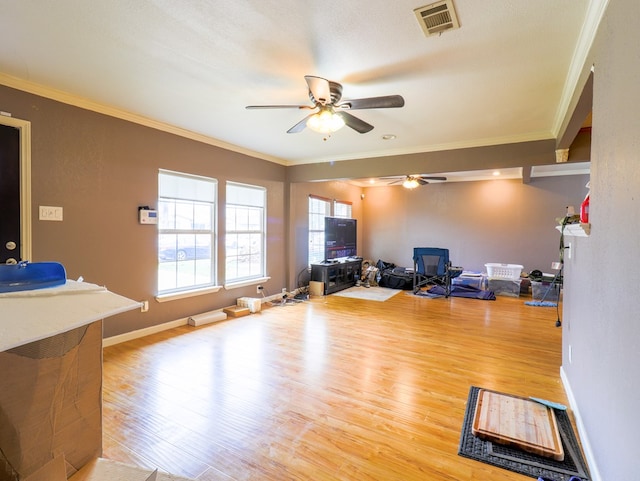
556 223 590 237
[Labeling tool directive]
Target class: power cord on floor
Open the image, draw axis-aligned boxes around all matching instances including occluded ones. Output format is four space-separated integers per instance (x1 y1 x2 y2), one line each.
555 213 574 327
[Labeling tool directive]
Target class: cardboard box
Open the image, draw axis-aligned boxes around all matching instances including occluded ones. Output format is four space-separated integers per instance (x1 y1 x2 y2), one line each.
222 305 250 317
309 281 324 297
23 455 67 481
0 321 103 481
70 458 194 481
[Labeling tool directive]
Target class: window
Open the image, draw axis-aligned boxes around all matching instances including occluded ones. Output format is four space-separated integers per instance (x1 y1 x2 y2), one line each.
157 170 217 295
308 195 331 265
308 196 355 265
334 200 352 218
225 182 266 283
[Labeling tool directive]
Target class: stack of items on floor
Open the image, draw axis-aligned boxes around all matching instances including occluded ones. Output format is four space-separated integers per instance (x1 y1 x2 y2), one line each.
451 271 487 290
529 270 562 302
485 263 524 297
375 259 414 290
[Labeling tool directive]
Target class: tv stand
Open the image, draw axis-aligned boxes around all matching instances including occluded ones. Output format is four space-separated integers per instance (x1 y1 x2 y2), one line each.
311 259 362 295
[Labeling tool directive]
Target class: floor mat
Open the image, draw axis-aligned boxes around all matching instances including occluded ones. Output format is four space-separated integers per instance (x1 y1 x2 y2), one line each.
332 286 402 302
458 386 590 480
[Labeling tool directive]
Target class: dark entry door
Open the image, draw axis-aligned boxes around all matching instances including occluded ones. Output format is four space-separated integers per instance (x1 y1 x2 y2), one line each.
0 123 21 264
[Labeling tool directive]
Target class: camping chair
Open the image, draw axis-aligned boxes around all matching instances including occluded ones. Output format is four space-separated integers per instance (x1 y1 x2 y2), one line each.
412 247 458 297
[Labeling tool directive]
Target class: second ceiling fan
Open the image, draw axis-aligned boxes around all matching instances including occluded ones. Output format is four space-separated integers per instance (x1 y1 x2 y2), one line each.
388 175 448 189
246 75 405 134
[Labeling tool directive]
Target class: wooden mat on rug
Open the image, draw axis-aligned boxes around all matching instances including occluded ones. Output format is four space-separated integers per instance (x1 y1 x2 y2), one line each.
458 386 590 481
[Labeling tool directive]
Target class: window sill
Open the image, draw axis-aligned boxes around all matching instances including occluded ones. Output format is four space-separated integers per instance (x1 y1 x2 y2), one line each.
224 277 271 290
155 285 223 303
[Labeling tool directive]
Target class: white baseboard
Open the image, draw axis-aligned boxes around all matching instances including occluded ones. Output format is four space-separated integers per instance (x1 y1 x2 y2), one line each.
102 317 189 347
560 365 601 481
102 289 307 347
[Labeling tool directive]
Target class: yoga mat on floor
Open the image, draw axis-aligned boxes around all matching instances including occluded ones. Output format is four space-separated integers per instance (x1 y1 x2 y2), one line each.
415 285 496 300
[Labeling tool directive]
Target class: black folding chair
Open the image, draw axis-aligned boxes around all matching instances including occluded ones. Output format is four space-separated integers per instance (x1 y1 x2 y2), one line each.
413 247 457 297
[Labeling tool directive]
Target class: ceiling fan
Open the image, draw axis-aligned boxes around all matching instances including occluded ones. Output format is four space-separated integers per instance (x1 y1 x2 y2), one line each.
246 75 405 135
388 175 448 189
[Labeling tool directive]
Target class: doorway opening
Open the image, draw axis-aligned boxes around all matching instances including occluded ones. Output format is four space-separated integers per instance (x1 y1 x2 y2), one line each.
0 115 32 263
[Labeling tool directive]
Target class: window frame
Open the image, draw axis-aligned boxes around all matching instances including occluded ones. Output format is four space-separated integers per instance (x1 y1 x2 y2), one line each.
308 195 354 266
333 199 352 218
156 170 219 302
224 181 267 287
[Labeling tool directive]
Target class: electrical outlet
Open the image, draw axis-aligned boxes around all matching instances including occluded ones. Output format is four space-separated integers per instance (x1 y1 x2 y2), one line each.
256 285 263 294
282 288 287 294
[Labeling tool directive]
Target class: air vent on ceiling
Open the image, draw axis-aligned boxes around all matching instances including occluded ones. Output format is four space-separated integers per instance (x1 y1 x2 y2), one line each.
414 0 460 37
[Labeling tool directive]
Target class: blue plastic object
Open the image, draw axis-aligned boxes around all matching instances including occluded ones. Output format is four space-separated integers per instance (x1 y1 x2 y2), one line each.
530 396 568 411
0 261 67 293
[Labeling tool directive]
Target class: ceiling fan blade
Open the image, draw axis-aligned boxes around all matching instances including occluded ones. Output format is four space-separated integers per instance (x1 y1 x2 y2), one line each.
420 176 447 181
417 179 429 185
305 75 332 105
286 113 315 134
338 112 374 134
336 95 405 110
246 104 313 109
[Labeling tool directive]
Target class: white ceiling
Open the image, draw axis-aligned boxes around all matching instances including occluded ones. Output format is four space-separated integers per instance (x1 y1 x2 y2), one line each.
0 1 599 171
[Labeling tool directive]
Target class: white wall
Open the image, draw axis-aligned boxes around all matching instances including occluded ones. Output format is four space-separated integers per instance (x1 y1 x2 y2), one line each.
561 1 640 479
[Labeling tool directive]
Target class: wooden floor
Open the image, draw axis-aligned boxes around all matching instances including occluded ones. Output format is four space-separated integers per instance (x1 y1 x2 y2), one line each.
102 289 567 481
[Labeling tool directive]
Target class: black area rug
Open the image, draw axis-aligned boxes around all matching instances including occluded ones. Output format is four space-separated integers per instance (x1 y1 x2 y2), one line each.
458 386 590 481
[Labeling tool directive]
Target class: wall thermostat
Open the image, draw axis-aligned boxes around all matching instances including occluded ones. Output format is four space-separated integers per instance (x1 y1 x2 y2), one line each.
138 206 158 224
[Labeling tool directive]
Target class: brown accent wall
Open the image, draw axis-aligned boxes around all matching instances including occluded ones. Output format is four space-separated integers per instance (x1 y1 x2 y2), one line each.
1 85 287 337
361 176 589 272
285 175 589 285
287 139 559 183
1 83 590 342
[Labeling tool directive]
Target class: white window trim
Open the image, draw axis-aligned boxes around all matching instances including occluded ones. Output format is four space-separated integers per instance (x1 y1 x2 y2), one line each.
157 170 218 296
308 195 332 266
155 284 223 303
225 182 267 283
224 276 271 290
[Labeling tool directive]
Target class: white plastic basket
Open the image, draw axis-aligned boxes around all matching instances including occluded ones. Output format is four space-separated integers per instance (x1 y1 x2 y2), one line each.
485 263 523 280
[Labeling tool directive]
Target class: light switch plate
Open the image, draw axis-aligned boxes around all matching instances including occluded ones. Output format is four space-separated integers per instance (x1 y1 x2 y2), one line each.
39 205 63 221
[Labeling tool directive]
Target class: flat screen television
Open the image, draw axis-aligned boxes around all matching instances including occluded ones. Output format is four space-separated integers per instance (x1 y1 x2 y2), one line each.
324 217 357 260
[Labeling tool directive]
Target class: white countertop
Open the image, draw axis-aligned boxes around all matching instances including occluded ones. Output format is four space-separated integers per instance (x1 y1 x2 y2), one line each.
0 280 141 352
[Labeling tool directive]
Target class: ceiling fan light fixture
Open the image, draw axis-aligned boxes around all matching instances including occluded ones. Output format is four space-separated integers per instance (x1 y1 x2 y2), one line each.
306 109 345 134
403 177 420 189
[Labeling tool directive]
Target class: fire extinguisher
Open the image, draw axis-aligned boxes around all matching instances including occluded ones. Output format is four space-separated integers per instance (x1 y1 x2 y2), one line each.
580 181 590 223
